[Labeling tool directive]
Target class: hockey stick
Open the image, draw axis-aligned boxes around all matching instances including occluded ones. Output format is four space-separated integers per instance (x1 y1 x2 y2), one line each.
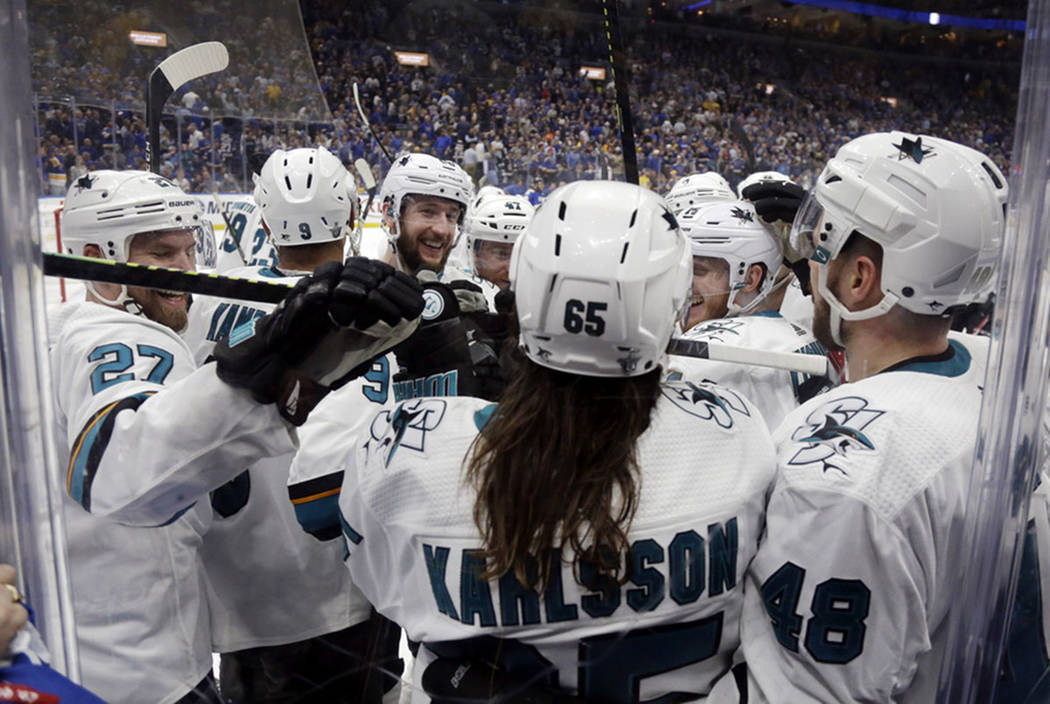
601 0 639 184
353 82 394 164
42 251 829 374
43 253 288 304
351 158 378 257
146 42 230 173
667 337 828 376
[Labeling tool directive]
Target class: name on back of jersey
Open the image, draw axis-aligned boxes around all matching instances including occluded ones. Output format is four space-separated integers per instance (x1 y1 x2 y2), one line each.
416 518 740 628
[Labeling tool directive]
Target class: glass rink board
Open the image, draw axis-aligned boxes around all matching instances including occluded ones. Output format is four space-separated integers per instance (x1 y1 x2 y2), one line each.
0 0 1045 702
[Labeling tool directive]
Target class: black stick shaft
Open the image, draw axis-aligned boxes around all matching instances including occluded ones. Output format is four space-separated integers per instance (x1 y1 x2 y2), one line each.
146 71 173 174
43 252 292 304
603 0 639 184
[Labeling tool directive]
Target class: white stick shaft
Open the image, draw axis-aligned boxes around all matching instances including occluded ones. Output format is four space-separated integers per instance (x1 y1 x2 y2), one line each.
667 338 829 375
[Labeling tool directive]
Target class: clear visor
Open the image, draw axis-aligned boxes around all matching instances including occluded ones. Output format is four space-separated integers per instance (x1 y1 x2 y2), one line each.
789 189 825 262
131 225 209 268
189 224 215 269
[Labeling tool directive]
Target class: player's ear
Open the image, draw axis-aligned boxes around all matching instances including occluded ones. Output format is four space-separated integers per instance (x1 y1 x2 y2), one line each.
83 243 103 259
744 263 765 292
845 254 882 309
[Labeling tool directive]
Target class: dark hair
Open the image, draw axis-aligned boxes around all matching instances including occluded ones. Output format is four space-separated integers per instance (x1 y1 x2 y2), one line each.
466 343 662 589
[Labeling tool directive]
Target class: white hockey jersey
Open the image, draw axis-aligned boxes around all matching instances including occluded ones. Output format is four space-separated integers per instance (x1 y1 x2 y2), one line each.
47 301 289 703
339 382 777 703
186 265 373 650
286 259 497 542
714 332 989 704
667 312 831 430
778 277 813 332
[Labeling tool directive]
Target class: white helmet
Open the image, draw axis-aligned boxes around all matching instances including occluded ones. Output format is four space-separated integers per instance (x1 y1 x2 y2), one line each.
253 146 356 246
510 180 691 378
378 152 475 244
790 131 1007 343
736 170 795 199
665 172 735 214
60 170 206 310
61 170 206 261
472 185 506 208
464 194 534 248
679 200 783 315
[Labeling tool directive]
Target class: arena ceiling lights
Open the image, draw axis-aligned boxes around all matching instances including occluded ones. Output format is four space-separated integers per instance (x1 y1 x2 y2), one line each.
776 0 1025 31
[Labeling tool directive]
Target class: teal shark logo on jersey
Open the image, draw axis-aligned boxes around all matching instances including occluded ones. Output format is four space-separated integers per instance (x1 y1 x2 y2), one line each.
385 405 424 467
366 398 449 467
798 416 875 449
663 380 750 428
788 396 884 476
692 319 745 342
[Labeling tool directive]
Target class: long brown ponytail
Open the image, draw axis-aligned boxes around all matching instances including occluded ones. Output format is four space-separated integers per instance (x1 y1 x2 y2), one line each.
466 344 662 589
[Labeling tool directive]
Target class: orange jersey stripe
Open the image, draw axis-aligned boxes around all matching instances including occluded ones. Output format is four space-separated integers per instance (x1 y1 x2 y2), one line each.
290 487 341 505
66 399 123 492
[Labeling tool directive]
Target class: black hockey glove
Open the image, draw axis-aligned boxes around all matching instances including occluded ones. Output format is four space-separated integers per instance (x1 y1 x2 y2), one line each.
741 178 813 294
213 258 423 424
493 285 515 314
392 281 506 401
422 656 581 704
741 179 806 229
392 281 476 399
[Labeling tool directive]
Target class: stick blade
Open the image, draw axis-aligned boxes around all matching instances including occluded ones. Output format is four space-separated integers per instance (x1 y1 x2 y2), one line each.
354 158 376 190
157 41 230 90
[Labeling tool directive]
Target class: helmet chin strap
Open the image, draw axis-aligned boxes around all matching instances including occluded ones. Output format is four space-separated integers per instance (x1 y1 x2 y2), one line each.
88 281 143 316
816 263 899 346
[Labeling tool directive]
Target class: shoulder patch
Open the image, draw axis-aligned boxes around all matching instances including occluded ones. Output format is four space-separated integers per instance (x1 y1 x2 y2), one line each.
662 380 751 428
786 396 885 477
690 319 745 342
366 398 449 467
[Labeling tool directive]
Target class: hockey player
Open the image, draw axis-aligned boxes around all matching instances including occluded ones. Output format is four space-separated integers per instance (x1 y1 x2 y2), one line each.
665 170 736 215
667 199 830 429
461 193 534 289
736 170 815 331
51 170 422 703
185 148 401 703
287 155 507 551
338 180 777 702
709 133 1007 703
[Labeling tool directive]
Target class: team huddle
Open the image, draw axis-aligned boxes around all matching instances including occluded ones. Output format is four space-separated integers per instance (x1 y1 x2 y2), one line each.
14 128 1045 703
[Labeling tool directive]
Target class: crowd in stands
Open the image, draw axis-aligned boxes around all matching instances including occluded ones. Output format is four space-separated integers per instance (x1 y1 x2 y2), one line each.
31 0 1021 202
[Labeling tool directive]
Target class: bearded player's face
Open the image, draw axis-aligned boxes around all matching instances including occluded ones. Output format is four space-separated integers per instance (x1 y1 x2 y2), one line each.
126 229 198 332
393 195 463 274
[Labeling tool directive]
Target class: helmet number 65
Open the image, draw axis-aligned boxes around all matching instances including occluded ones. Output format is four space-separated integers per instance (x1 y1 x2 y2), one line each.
564 299 607 336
